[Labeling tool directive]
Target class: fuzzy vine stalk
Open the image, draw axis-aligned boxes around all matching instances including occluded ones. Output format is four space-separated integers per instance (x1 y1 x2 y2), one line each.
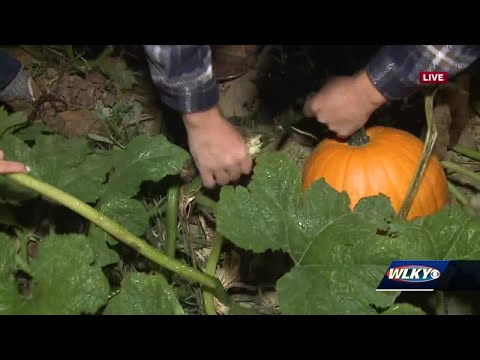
5 173 232 307
203 233 224 315
166 185 180 258
397 89 438 219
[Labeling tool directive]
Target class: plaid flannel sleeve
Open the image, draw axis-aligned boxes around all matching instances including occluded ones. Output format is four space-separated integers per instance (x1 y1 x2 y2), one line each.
366 45 480 99
143 45 219 113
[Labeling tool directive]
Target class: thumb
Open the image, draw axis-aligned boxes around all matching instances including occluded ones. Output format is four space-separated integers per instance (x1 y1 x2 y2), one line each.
0 161 29 174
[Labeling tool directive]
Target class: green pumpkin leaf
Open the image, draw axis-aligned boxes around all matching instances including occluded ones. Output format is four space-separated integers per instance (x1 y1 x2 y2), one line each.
216 152 480 315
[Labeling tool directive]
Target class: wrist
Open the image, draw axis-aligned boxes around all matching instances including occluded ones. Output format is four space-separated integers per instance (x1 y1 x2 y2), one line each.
183 106 223 129
354 70 387 110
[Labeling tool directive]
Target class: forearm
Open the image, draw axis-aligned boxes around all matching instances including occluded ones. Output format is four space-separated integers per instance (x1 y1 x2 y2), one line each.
143 45 219 114
366 45 480 99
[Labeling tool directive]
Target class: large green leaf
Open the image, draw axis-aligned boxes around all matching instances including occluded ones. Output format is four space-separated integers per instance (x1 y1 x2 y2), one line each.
96 195 150 237
104 272 184 315
277 265 398 315
105 134 190 198
22 134 90 179
0 133 111 203
0 234 23 314
414 206 480 259
56 152 112 203
382 303 427 315
21 234 110 315
354 195 395 231
87 225 120 267
14 124 53 141
87 195 152 267
217 152 304 253
216 153 480 315
0 107 28 134
0 233 19 274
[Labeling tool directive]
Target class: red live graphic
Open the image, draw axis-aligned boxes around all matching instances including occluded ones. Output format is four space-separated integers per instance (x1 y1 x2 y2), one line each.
419 71 448 84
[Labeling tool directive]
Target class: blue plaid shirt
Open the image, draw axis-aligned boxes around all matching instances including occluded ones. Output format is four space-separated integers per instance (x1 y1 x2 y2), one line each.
144 45 219 114
367 45 480 99
144 45 480 113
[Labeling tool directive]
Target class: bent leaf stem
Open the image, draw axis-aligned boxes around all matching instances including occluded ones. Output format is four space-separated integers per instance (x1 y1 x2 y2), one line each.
398 90 438 219
6 173 231 305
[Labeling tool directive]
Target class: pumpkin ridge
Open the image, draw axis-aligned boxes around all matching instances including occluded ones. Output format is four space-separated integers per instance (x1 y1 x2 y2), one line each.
349 146 371 205
322 148 348 191
304 145 342 189
378 151 404 212
367 135 408 202
361 147 376 203
319 146 345 178
340 146 355 193
424 160 448 211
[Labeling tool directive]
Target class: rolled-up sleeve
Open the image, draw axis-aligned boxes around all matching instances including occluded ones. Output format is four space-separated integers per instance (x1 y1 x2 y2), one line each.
366 45 480 99
144 45 219 113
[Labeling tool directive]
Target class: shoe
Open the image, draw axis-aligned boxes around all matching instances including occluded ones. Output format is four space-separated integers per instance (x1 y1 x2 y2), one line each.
211 45 258 82
0 69 42 112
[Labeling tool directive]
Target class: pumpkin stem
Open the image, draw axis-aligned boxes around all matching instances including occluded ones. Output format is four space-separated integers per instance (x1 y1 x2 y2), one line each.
348 127 370 146
397 88 438 220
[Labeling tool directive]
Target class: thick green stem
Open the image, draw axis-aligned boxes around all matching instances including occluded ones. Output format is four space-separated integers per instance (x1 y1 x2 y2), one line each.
452 145 480 162
398 90 438 219
195 193 218 214
203 232 225 315
182 176 218 213
166 185 180 258
447 181 468 206
6 173 230 304
442 161 480 184
348 127 370 146
183 176 203 196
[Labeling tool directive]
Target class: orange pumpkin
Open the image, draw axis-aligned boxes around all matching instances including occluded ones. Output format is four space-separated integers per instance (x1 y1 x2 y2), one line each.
302 126 449 220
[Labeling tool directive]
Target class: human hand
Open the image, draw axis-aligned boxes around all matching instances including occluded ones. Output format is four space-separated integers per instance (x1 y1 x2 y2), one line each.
183 106 252 188
304 70 387 138
0 150 29 174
